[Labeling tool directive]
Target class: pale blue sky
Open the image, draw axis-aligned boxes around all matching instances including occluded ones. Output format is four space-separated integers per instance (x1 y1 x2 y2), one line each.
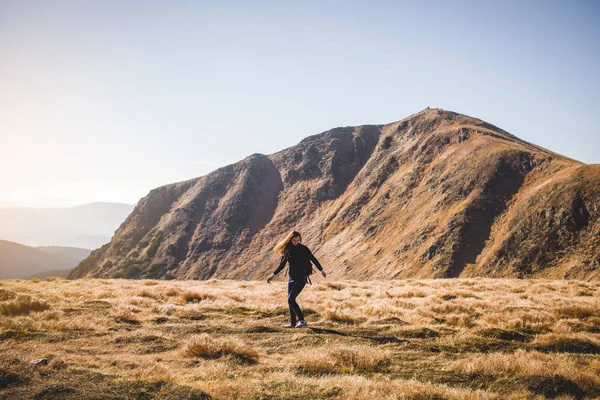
1 0 599 207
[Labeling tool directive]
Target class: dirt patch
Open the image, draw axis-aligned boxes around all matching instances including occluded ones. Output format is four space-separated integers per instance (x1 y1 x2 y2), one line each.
361 335 406 344
477 328 529 342
569 321 600 333
255 307 320 319
203 306 255 316
35 384 78 399
378 317 408 325
0 330 20 340
525 375 585 399
440 294 457 301
111 335 180 354
179 312 206 321
111 335 174 344
531 338 600 354
0 368 26 388
303 308 320 316
308 327 349 336
397 328 440 339
244 325 279 333
430 337 521 353
4 368 212 400
82 300 112 309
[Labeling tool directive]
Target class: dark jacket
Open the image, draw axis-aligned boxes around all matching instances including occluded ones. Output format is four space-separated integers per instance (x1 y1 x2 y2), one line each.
273 243 323 279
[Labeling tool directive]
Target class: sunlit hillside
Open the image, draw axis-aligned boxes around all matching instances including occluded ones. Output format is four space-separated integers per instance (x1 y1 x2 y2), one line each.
1 278 599 399
69 109 600 282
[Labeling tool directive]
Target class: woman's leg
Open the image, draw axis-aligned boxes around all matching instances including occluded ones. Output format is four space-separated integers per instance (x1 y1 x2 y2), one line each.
288 278 307 324
287 279 297 326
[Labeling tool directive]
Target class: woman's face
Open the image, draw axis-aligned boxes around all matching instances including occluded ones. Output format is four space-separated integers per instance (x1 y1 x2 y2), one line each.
291 236 300 246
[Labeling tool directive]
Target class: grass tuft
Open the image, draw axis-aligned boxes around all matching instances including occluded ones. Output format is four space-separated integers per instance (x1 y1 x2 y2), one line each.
0 295 50 316
296 345 390 375
182 291 216 303
182 333 259 364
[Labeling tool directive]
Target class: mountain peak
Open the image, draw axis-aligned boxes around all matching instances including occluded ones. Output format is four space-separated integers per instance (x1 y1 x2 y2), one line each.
69 110 600 281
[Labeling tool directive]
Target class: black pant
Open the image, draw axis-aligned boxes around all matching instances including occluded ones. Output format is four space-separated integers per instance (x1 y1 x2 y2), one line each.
287 277 307 326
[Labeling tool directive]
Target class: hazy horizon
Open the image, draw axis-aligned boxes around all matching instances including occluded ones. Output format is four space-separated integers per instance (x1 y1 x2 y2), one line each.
0 200 135 210
2 0 599 208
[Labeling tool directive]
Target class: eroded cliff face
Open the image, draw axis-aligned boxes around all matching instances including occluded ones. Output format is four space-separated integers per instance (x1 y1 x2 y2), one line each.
69 108 600 281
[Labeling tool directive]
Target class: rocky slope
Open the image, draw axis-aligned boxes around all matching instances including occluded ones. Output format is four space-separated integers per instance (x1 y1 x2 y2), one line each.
68 108 600 281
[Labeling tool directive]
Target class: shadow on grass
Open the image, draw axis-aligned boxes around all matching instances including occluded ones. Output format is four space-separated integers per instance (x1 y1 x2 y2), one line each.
2 364 212 400
308 327 348 336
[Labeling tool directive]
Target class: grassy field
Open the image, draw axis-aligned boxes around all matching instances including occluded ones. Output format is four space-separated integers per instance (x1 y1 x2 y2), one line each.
1 277 599 399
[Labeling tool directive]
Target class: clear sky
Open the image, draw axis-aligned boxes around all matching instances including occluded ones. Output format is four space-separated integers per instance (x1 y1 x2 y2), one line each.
1 0 599 207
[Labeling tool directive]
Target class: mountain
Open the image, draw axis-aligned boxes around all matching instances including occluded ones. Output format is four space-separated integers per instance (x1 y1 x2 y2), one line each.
35 246 92 267
68 108 600 281
0 240 91 279
0 202 135 249
26 269 73 279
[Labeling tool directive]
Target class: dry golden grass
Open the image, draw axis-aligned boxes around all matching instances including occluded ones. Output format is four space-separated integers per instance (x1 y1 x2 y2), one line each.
0 278 598 399
0 294 49 316
296 344 391 375
181 290 217 303
182 333 259 364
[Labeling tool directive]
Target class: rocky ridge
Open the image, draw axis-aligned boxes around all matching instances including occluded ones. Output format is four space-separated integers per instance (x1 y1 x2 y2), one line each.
68 108 600 281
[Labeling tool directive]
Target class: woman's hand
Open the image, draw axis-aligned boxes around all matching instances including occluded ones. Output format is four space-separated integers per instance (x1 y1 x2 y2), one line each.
321 270 327 278
267 273 276 283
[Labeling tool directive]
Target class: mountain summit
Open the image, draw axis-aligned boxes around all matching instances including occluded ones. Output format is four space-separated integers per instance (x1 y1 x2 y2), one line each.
69 108 600 281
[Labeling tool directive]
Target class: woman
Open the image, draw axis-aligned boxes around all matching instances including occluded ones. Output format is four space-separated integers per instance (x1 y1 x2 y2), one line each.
267 230 327 328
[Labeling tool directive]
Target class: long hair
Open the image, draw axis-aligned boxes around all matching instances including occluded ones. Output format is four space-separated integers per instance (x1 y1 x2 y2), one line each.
273 230 302 255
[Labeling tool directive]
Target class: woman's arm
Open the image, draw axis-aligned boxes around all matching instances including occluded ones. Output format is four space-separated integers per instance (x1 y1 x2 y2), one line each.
306 247 322 271
273 254 288 275
267 254 288 283
306 247 326 277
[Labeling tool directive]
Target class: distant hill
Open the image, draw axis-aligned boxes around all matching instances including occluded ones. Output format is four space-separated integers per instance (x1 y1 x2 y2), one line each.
0 202 134 249
35 246 92 266
27 268 73 279
69 109 600 281
0 240 91 279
